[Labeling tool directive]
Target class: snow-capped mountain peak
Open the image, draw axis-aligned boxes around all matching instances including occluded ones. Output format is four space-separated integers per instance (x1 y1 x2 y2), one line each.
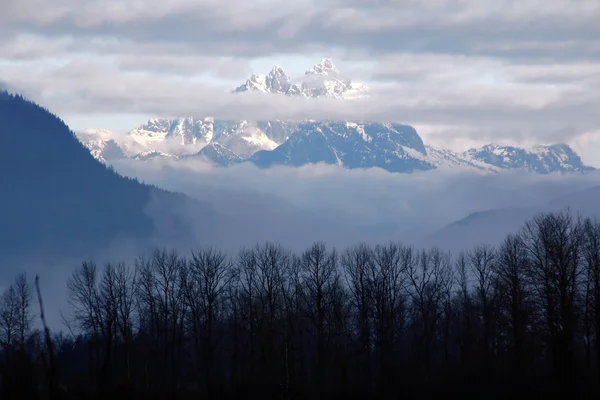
129 117 215 147
268 65 286 78
132 150 179 161
234 74 269 93
305 58 339 77
265 66 292 94
78 57 594 176
79 120 596 176
461 143 594 174
232 58 367 99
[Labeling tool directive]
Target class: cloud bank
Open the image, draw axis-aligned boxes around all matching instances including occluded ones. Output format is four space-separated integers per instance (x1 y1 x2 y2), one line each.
8 153 600 330
0 0 599 162
112 157 600 251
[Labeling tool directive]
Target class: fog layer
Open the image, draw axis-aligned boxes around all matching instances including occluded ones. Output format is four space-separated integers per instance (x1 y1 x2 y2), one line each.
113 158 600 250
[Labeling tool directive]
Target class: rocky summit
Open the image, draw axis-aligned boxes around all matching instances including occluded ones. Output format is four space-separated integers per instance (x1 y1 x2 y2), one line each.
77 59 596 175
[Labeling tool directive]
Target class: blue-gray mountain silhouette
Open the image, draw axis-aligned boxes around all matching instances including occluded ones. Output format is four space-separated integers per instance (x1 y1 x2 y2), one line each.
250 121 434 172
0 91 222 262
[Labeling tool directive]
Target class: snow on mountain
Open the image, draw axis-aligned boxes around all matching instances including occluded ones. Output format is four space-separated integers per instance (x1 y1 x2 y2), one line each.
78 57 595 176
462 143 595 174
250 122 435 173
300 59 368 99
212 120 281 158
132 150 180 161
233 66 296 95
79 121 596 176
129 117 214 148
124 118 295 159
78 119 299 164
234 74 268 93
233 58 368 99
305 58 338 77
83 138 127 164
247 126 595 174
421 144 596 175
188 142 245 166
424 146 501 173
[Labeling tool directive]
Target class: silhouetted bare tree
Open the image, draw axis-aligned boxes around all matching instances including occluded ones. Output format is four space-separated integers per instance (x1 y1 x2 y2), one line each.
3 209 600 398
521 210 584 391
583 218 600 381
496 234 533 381
406 247 453 379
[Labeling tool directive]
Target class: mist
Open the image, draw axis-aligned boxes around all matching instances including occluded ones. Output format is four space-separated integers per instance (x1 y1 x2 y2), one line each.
113 157 600 250
6 156 600 332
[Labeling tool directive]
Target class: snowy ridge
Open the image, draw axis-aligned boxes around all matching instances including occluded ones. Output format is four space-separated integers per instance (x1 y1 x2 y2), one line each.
424 146 501 173
233 58 368 99
132 150 180 161
423 144 594 174
189 142 245 166
83 138 126 164
462 143 595 174
250 121 435 173
77 58 595 174
129 117 214 146
78 123 595 174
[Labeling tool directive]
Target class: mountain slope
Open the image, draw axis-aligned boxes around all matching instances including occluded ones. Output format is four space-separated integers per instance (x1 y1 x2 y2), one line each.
83 138 127 163
189 142 245 166
423 143 595 174
233 58 368 99
130 117 215 147
0 91 222 262
425 184 600 251
82 122 594 175
250 121 435 172
463 144 595 174
77 57 595 175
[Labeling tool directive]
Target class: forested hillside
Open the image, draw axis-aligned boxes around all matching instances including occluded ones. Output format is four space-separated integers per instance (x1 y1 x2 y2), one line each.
0 91 218 263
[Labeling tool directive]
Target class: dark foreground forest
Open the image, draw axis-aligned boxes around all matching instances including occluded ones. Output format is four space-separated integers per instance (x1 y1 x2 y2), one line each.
2 209 600 399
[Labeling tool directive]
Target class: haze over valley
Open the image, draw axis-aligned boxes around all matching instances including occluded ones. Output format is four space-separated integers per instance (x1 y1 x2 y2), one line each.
1 0 600 397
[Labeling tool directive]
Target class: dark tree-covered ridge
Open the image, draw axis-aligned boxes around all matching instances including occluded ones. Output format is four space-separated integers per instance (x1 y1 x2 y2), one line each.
0 91 212 261
2 210 600 399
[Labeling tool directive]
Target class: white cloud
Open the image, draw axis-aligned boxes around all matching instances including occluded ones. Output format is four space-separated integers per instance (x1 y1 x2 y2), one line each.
0 0 598 163
109 157 600 253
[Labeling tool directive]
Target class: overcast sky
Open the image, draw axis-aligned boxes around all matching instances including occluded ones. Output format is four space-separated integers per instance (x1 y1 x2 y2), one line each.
1 0 600 165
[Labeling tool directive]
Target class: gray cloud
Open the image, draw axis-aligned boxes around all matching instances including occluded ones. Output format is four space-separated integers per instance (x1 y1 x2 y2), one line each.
2 0 599 61
2 53 599 156
15 158 600 330
1 0 599 160
117 54 252 78
111 158 600 250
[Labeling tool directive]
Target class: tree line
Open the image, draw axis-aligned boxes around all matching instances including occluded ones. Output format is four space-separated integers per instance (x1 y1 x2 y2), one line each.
2 209 600 398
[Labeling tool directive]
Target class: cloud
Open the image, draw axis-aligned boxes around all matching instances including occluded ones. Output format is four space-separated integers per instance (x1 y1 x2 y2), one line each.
2 51 597 158
2 0 599 60
0 34 73 60
111 157 600 251
117 54 252 78
6 142 600 331
0 0 599 161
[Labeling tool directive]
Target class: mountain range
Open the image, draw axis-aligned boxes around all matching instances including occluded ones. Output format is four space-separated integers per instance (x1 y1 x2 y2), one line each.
78 58 596 175
82 120 595 175
2 89 599 275
425 185 600 251
0 90 366 267
233 58 368 99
